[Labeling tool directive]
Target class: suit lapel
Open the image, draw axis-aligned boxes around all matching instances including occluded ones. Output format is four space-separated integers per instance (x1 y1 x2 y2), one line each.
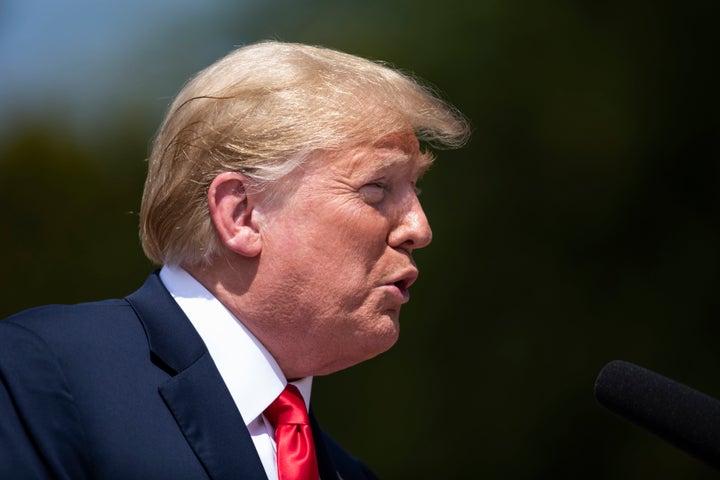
160 353 267 480
126 273 267 480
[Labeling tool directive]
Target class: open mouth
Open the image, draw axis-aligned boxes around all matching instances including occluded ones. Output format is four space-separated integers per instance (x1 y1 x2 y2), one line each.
381 267 419 305
393 278 410 291
389 271 417 302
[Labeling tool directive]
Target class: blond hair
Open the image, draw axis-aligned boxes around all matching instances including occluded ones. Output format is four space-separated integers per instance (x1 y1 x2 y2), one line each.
140 41 470 266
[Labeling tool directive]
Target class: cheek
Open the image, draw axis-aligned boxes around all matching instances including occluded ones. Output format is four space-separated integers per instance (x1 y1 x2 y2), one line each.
333 230 387 280
336 208 390 249
268 201 390 286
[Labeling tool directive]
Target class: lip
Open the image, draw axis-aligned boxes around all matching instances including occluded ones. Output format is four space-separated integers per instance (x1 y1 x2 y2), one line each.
383 268 419 304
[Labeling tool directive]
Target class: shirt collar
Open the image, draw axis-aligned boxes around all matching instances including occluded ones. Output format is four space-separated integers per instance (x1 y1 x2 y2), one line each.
159 265 312 424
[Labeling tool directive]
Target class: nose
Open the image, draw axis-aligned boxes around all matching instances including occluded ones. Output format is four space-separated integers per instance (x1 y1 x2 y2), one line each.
387 191 433 252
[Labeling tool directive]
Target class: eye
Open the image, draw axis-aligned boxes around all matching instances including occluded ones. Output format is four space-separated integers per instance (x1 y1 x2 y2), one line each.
359 181 388 204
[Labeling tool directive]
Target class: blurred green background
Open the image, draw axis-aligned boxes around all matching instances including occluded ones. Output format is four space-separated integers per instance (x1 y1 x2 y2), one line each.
1 0 719 478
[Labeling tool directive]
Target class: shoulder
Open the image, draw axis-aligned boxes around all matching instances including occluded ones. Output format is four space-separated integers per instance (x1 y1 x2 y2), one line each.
0 272 170 373
3 298 131 325
0 271 167 337
0 300 153 396
1 299 140 348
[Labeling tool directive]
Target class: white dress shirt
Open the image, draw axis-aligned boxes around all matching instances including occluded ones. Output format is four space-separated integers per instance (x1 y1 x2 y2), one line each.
159 265 313 480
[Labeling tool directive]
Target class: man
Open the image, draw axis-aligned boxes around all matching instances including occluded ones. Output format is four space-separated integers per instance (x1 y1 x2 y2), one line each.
0 41 469 479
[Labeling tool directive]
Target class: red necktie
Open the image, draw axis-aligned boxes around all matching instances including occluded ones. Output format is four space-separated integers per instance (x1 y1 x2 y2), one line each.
264 384 320 480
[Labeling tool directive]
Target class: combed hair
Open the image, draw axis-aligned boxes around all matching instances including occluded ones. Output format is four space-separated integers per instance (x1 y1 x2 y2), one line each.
140 41 470 266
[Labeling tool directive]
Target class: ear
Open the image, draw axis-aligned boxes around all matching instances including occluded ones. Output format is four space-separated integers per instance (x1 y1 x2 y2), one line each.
207 172 262 257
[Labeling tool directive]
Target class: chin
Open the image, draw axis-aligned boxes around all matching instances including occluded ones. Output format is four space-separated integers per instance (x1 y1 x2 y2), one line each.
357 323 401 362
317 329 400 376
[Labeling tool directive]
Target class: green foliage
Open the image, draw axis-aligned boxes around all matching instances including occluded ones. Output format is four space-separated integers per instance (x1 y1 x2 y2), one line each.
0 121 152 316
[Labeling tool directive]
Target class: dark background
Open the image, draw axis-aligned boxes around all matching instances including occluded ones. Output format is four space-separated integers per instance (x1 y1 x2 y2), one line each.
1 1 719 478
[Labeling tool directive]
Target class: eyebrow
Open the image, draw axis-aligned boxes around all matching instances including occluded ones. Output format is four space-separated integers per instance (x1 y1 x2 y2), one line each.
365 149 435 180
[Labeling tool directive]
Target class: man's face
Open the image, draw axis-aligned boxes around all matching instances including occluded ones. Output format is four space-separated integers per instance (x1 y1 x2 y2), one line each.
253 132 433 375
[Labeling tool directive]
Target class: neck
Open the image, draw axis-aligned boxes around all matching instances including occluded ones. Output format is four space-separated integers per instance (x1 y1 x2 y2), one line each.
183 256 316 380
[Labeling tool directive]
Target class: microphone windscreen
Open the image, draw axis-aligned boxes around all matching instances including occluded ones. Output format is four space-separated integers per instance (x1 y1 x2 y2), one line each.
594 360 720 470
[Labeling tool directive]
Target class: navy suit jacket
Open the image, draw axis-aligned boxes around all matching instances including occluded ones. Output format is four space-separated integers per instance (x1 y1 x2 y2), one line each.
0 273 377 480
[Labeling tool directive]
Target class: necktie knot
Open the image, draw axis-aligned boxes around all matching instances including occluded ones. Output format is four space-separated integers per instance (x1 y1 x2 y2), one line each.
265 384 309 426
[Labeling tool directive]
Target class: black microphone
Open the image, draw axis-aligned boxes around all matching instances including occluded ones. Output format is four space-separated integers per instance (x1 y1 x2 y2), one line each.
594 360 720 470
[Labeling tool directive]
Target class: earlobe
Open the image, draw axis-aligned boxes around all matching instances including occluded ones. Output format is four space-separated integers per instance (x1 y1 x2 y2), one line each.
208 172 262 257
